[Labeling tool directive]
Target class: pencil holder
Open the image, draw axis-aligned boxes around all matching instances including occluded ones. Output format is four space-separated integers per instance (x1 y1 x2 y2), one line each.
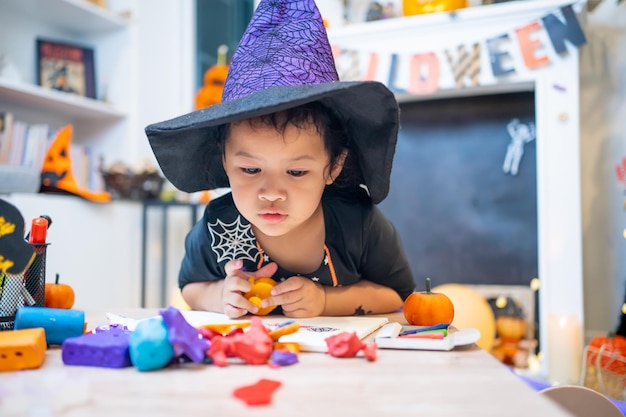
0 243 48 330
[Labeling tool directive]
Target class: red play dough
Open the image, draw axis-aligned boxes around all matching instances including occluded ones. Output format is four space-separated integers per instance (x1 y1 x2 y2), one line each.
362 343 378 361
233 378 282 406
230 317 273 364
325 331 378 361
325 332 364 357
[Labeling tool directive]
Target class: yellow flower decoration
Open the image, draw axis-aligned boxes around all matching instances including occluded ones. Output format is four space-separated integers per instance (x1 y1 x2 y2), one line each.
0 216 16 238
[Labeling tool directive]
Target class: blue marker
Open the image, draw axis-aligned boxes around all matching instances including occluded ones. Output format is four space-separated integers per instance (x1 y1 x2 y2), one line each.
276 319 296 328
399 323 449 336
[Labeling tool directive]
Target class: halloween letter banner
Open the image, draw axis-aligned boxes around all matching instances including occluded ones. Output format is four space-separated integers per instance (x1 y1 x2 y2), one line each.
331 4 586 95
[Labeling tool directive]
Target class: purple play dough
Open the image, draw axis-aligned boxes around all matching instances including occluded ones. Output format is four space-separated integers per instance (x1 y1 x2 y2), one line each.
160 306 210 363
61 328 132 368
271 349 299 366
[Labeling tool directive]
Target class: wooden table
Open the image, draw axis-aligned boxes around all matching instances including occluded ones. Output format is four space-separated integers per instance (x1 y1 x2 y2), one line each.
0 309 575 417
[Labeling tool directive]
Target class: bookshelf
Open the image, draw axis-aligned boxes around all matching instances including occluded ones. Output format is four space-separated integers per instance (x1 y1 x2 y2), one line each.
0 0 196 312
0 0 138 306
0 0 134 164
0 79 126 121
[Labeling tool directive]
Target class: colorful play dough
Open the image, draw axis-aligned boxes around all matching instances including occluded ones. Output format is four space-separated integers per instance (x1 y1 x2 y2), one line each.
129 316 174 371
62 328 132 368
0 327 46 371
244 277 277 315
233 378 282 406
160 306 209 363
230 316 273 364
14 306 84 345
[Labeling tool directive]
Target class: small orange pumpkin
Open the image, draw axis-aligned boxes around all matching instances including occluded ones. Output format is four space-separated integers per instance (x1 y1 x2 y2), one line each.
44 273 75 309
403 277 454 326
244 277 277 316
195 45 229 110
587 333 626 374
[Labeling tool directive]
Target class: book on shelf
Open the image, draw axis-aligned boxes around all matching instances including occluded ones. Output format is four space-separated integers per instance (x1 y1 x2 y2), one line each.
0 112 14 164
21 123 51 171
6 120 28 166
1 113 52 170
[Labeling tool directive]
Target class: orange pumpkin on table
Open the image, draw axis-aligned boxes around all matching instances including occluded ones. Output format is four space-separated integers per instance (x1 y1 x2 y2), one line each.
44 273 75 309
403 277 454 326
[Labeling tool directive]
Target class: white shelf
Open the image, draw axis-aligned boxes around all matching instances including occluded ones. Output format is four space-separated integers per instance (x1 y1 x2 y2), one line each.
0 0 130 33
0 79 126 121
329 0 581 39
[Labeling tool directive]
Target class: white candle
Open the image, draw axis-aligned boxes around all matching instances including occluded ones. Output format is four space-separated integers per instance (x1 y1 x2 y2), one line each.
547 314 583 384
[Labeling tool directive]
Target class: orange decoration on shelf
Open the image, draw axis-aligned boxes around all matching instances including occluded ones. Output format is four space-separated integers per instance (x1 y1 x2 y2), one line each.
44 273 75 309
40 125 111 203
195 45 229 110
245 277 277 316
403 277 455 326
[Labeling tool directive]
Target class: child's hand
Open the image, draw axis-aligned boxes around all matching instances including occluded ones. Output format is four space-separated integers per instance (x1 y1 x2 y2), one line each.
261 276 325 318
222 260 277 318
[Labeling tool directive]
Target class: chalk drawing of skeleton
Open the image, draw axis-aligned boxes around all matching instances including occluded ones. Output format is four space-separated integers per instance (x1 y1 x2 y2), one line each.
503 118 535 176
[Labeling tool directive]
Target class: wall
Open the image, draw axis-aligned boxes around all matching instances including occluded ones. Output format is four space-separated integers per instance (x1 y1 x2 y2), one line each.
580 1 626 336
133 0 196 166
133 0 197 308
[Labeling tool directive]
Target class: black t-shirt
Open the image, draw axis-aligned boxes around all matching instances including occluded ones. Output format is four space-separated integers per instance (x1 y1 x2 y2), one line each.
179 192 415 301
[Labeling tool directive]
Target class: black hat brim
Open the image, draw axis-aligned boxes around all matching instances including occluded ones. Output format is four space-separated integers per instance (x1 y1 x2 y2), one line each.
145 80 399 204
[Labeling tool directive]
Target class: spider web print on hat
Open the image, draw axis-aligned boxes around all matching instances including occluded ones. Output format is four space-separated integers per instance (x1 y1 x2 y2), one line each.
222 0 339 102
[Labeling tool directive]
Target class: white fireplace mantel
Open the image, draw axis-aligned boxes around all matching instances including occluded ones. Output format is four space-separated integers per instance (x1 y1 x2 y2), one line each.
328 0 586 381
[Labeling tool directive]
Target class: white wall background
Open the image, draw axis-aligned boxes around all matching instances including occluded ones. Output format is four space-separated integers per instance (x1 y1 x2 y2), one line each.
579 1 626 336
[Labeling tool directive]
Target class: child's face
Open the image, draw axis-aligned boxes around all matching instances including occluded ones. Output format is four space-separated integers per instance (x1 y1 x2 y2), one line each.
223 118 343 238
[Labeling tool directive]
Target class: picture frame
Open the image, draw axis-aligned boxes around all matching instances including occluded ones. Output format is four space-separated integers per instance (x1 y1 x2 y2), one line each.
36 38 96 99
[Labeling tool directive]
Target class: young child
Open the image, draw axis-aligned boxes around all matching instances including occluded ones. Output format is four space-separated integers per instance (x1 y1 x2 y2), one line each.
145 0 415 318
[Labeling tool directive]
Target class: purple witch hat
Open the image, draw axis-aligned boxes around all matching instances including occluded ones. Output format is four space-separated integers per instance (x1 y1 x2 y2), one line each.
146 0 399 204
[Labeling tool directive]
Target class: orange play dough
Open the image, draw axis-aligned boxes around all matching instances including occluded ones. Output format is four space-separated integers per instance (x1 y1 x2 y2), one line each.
245 277 277 315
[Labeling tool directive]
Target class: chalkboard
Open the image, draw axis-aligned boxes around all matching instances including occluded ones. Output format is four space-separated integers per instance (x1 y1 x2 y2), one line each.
379 92 537 287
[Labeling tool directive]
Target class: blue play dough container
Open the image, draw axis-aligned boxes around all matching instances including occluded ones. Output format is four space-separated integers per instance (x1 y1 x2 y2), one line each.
14 306 85 345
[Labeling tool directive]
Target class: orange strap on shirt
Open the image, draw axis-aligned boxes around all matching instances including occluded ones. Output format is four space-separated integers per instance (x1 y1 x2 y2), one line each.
323 245 339 287
256 241 265 269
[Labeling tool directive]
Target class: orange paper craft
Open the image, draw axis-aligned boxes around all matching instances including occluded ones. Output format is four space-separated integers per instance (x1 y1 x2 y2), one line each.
40 125 111 203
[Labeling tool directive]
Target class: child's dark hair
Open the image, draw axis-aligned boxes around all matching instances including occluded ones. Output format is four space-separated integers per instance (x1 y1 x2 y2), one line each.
216 101 364 195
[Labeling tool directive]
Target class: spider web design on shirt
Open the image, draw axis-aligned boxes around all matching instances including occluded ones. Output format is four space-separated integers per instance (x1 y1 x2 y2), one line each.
208 216 260 264
222 0 339 102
